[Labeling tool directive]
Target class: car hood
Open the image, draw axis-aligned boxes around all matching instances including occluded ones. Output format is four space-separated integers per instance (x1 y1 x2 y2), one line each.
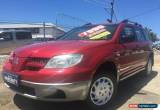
14 40 108 58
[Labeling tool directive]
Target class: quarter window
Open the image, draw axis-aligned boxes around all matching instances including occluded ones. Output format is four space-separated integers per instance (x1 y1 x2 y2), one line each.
142 29 150 41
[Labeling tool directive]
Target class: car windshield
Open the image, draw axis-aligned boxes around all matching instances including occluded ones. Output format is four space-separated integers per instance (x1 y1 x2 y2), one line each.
57 24 118 40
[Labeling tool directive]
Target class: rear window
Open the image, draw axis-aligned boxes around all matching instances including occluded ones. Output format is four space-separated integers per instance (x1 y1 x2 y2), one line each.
57 24 118 40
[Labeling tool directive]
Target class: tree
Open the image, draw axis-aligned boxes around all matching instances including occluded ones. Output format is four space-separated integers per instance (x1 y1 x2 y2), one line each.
145 27 158 42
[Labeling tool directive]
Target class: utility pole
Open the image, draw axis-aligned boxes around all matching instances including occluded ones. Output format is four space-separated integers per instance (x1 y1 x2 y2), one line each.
55 13 58 26
110 0 115 23
43 22 46 38
55 18 58 26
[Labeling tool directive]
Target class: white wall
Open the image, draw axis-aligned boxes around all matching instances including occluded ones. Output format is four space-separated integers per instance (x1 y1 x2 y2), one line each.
32 27 64 38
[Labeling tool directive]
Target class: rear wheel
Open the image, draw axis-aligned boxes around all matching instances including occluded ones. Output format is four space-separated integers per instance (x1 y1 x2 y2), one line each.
145 57 153 75
86 72 117 109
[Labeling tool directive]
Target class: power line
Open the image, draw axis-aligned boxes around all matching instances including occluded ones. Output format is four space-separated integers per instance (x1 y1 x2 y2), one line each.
84 0 108 8
57 13 89 23
114 0 119 22
105 0 117 23
90 0 106 5
55 13 89 30
127 6 160 19
84 0 118 23
113 10 118 22
85 0 107 6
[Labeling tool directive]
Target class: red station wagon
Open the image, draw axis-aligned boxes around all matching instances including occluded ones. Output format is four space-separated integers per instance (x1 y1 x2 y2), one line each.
1 20 153 109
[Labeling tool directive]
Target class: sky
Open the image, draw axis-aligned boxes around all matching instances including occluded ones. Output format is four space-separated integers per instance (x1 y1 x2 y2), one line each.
0 0 160 36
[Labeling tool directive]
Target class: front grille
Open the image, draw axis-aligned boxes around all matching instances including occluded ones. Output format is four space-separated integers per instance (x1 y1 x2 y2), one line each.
24 57 49 71
27 57 49 64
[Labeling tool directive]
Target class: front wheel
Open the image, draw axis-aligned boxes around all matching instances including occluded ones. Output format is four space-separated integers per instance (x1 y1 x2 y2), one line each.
86 73 117 109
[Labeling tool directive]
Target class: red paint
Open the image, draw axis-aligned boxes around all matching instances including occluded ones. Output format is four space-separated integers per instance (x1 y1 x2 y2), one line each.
2 22 153 83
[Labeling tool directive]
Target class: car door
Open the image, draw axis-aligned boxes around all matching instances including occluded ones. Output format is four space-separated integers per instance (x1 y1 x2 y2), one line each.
134 27 148 67
117 25 140 78
135 27 152 67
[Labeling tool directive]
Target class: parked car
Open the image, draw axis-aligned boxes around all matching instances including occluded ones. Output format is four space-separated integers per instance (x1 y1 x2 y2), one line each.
1 20 153 109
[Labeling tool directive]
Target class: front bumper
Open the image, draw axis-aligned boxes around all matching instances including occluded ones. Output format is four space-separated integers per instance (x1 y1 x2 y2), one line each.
4 79 91 101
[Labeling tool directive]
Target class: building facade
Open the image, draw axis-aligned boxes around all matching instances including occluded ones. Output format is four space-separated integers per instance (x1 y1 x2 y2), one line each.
0 23 65 39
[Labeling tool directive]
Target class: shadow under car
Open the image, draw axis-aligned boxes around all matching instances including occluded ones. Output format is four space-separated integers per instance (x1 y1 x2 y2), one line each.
13 71 158 110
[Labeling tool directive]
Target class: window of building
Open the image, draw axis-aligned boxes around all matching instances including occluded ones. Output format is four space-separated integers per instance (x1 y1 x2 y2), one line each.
30 28 40 34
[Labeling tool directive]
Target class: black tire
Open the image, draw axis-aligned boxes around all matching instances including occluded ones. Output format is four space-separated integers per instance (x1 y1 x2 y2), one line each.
144 57 153 76
86 71 117 110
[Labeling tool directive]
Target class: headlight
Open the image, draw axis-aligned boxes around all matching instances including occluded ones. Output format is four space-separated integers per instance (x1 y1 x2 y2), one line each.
45 54 83 68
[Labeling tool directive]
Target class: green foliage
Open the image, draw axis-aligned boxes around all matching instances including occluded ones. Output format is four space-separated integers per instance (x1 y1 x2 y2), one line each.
145 27 159 42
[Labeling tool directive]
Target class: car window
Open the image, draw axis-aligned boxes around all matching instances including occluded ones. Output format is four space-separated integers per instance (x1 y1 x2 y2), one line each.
135 28 146 41
57 24 118 40
120 26 136 43
142 29 150 41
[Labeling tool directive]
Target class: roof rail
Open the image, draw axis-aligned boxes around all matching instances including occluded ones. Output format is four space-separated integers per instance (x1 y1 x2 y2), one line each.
121 19 142 27
82 23 92 26
122 19 138 24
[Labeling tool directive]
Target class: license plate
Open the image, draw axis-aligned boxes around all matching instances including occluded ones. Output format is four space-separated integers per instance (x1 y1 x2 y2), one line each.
3 72 19 86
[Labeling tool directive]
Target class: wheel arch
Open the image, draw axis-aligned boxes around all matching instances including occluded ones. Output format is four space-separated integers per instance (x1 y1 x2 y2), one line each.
93 61 119 82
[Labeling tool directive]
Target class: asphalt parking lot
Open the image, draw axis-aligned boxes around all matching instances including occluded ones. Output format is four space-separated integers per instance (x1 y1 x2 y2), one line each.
0 54 160 110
